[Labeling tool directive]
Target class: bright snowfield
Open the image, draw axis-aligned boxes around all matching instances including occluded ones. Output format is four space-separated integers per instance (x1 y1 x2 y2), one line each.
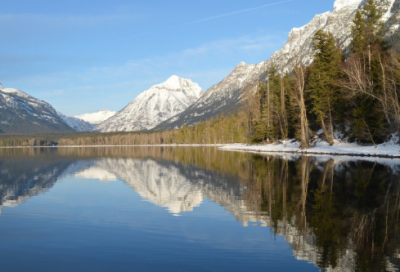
75 110 116 125
333 0 362 11
220 134 400 158
95 75 204 132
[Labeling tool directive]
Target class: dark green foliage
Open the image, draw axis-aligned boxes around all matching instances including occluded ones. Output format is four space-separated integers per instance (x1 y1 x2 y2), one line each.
353 96 385 143
307 30 343 143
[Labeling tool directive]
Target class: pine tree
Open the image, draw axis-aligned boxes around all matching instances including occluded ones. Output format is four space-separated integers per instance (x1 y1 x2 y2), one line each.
351 0 385 54
252 83 269 142
307 30 343 145
363 0 384 47
351 10 367 55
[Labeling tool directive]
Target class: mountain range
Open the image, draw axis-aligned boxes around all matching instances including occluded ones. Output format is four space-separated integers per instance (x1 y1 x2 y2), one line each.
2 0 400 134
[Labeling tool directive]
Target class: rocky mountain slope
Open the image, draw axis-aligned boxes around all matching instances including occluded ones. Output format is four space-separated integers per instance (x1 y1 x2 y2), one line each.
57 112 94 132
75 110 116 125
0 82 74 133
155 0 399 130
95 76 204 132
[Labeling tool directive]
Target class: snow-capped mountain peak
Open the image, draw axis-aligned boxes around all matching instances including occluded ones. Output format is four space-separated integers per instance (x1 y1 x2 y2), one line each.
75 110 116 125
159 75 186 89
0 82 3 90
333 0 363 11
95 76 204 132
153 75 204 97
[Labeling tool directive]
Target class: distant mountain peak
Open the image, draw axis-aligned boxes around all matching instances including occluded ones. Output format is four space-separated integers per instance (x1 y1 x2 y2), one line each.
75 110 116 125
152 76 203 96
95 76 204 132
57 112 94 132
0 81 3 90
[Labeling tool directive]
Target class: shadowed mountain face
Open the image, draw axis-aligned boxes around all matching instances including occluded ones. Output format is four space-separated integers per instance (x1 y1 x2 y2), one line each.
1 147 400 271
0 88 74 133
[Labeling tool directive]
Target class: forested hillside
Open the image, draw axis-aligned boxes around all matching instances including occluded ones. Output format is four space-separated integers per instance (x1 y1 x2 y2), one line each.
246 0 400 148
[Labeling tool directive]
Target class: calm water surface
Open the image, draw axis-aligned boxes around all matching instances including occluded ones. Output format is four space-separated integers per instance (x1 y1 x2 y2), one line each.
0 147 399 272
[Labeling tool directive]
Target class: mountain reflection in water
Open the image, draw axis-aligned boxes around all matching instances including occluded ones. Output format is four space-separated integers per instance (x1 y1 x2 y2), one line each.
1 147 400 272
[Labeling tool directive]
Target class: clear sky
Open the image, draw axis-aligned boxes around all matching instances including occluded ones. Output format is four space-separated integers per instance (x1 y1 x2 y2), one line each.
1 0 335 116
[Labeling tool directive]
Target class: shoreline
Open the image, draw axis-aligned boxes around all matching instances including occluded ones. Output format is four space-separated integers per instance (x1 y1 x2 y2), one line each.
220 147 400 159
1 142 400 160
219 141 400 160
0 144 227 149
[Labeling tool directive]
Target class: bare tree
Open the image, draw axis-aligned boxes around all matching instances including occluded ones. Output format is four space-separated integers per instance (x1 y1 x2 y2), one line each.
242 83 260 141
292 64 311 148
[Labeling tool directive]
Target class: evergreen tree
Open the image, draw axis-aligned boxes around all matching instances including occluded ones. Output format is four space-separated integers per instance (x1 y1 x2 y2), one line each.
252 83 269 142
351 0 385 55
307 30 343 145
350 10 366 55
363 0 385 47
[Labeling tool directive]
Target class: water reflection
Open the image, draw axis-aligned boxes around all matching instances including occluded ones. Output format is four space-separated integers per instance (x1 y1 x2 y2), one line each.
0 147 400 271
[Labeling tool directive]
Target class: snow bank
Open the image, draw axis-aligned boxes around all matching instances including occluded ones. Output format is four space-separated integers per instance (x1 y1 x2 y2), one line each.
220 137 400 159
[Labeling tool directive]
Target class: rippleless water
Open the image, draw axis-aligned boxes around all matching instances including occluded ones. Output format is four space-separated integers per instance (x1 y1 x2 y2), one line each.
0 146 399 272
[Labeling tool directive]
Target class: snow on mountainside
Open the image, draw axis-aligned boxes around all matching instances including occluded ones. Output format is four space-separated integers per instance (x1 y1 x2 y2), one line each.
96 76 204 132
0 85 74 133
57 112 94 132
75 110 116 125
155 0 398 131
154 62 265 130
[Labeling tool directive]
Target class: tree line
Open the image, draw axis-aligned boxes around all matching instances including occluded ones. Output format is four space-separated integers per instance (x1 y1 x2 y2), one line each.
0 112 249 147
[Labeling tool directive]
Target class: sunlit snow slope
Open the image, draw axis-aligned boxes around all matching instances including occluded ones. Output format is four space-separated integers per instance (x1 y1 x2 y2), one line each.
75 110 116 125
95 76 204 132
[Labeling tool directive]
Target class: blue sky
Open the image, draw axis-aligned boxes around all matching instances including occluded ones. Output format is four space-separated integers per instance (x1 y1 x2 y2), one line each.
1 0 334 116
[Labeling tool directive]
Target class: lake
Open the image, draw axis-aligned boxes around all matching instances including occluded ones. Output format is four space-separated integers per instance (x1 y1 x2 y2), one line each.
0 146 399 272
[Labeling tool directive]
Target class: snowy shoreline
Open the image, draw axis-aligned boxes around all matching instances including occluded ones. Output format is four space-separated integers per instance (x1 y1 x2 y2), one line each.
219 140 400 159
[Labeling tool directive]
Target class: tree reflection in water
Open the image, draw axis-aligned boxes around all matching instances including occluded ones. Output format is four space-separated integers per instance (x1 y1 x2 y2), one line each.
0 147 399 272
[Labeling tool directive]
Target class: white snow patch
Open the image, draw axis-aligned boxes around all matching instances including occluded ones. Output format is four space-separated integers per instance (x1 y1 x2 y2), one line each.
333 0 362 11
220 136 400 158
75 110 116 125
